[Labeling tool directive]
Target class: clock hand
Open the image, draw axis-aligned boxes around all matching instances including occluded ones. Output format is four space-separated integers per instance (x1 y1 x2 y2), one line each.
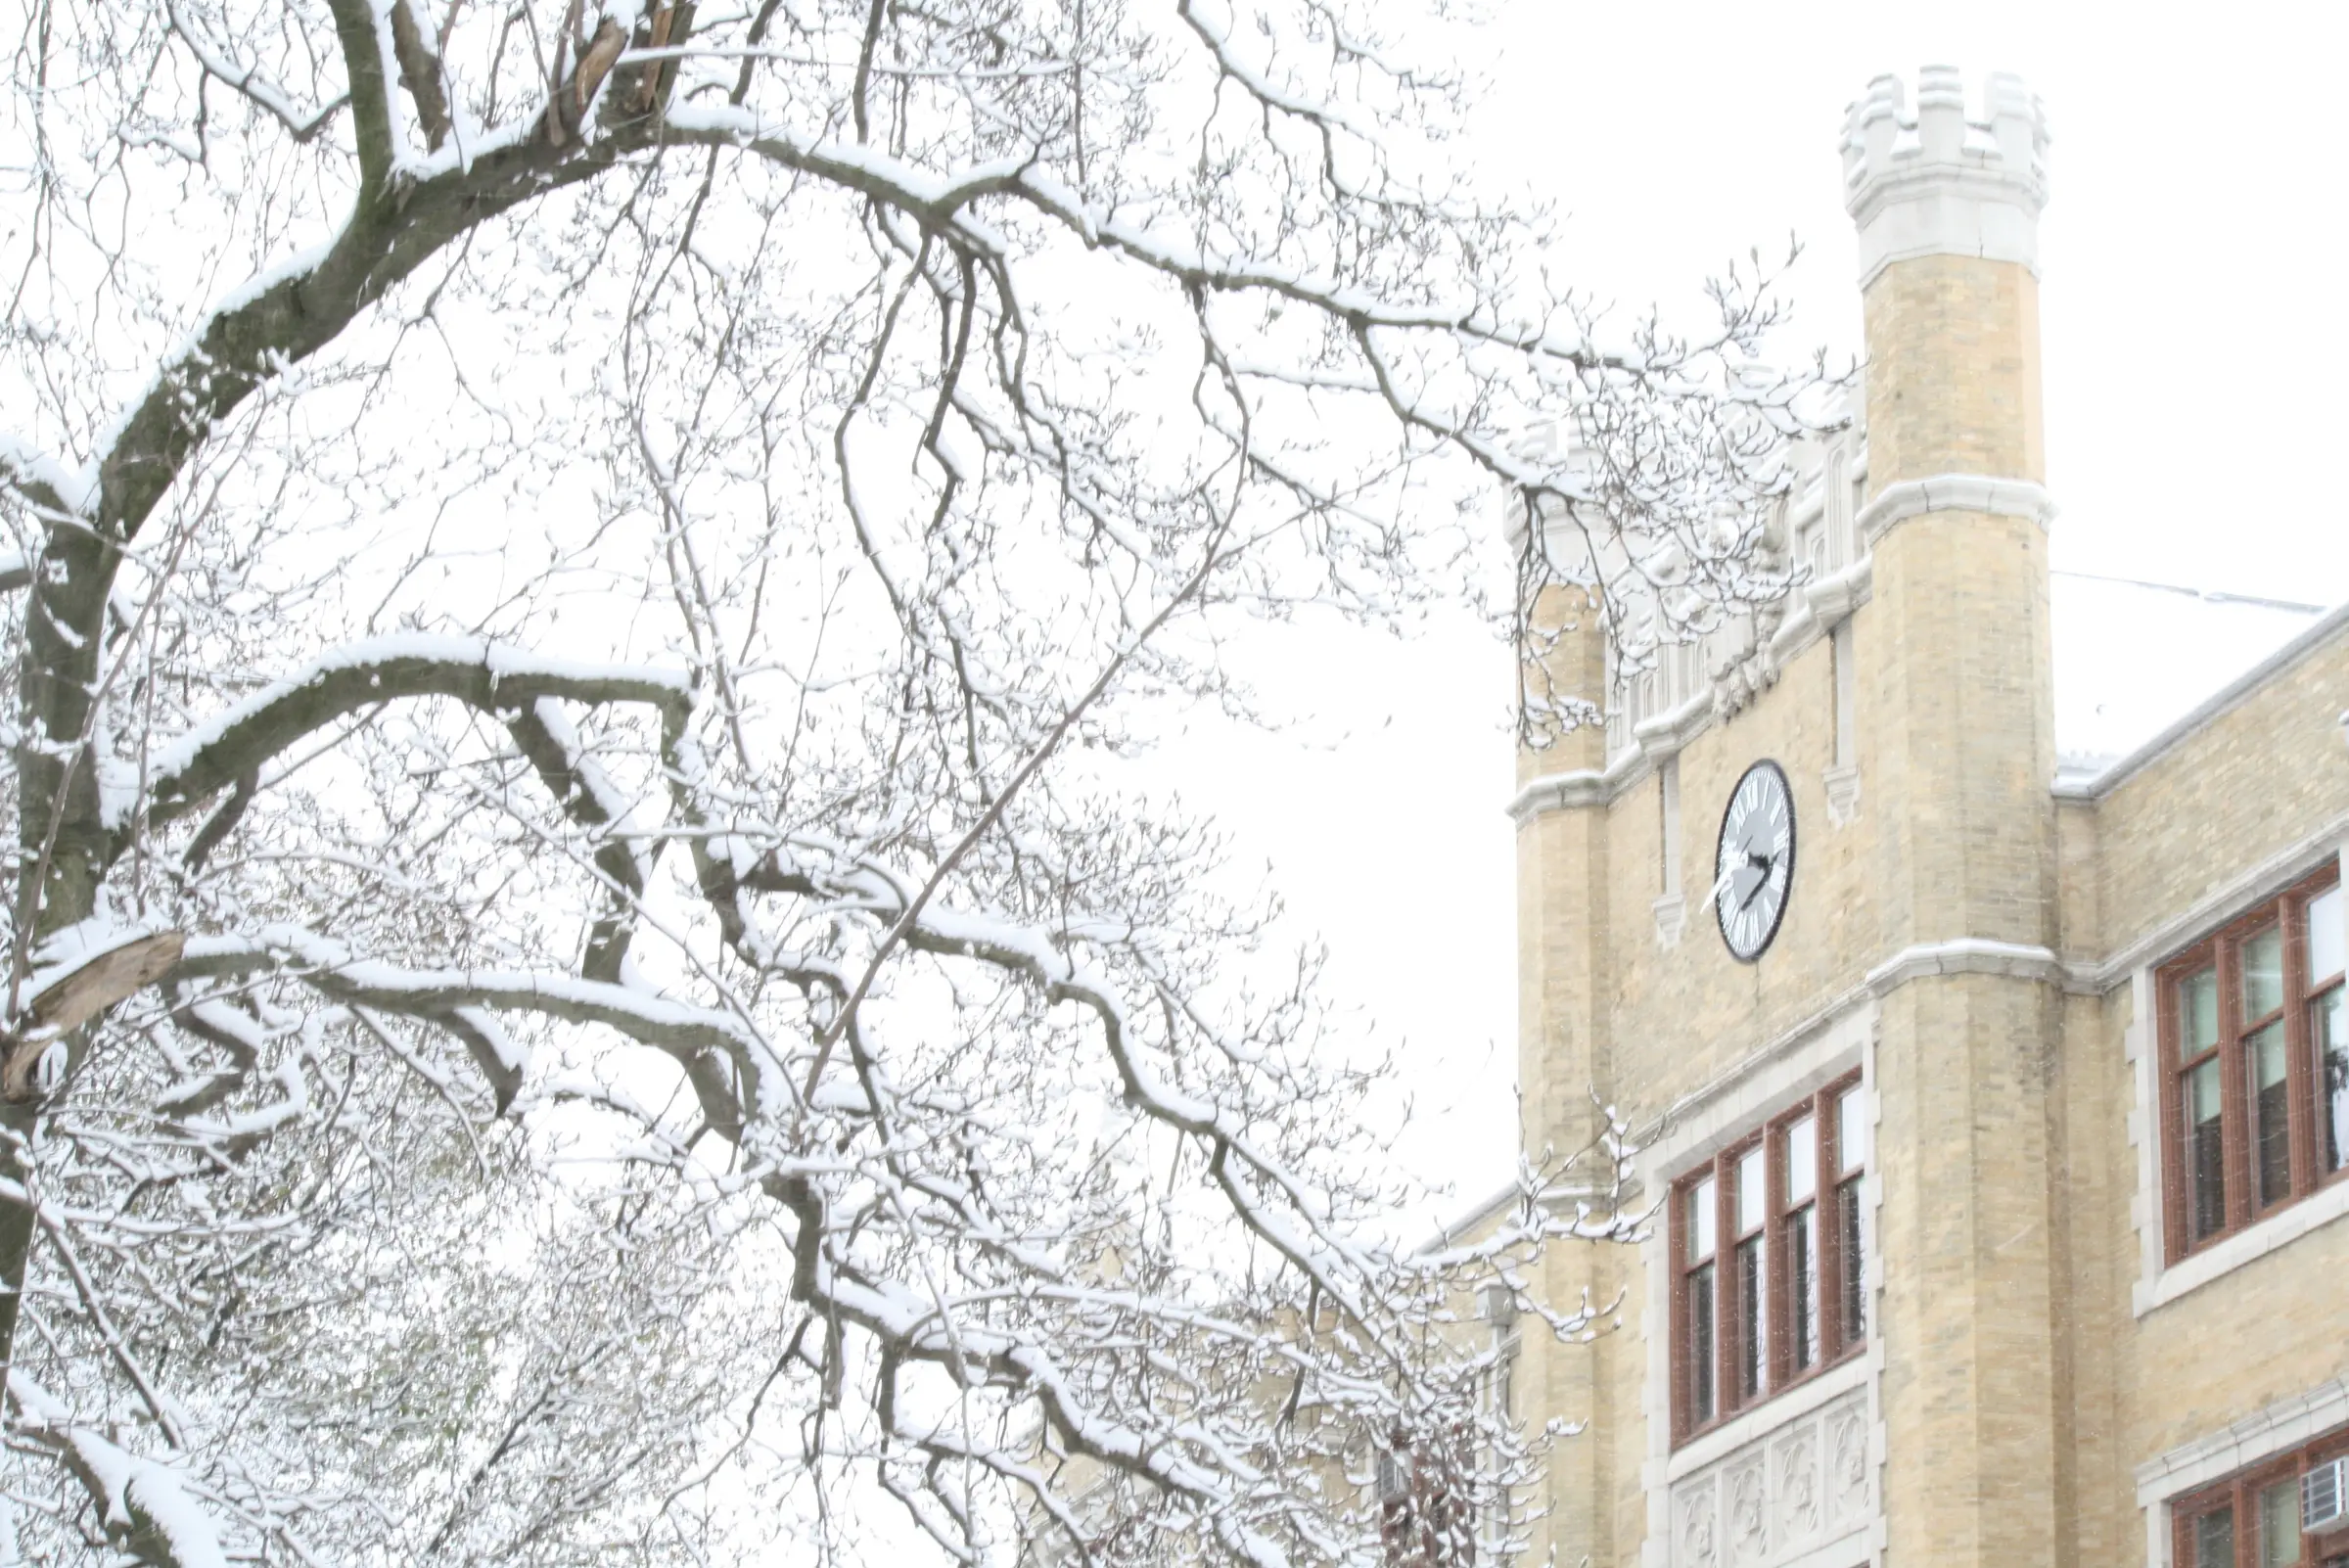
1710 850 1773 909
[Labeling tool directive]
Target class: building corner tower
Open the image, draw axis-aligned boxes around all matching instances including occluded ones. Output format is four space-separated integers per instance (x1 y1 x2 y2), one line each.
1842 67 2066 1568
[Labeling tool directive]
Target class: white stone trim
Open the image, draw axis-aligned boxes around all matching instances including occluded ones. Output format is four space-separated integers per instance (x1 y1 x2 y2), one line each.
1853 181 2042 289
2138 1177 2349 1315
1507 563 1873 825
1636 998 1883 1568
1663 1357 1871 1484
1767 557 1874 673
1853 474 2056 547
1863 937 2065 995
1842 69 2048 290
2135 1374 2349 1568
1822 763 1862 827
2050 598 2349 802
2070 819 2349 995
1504 764 1619 824
1654 893 1688 951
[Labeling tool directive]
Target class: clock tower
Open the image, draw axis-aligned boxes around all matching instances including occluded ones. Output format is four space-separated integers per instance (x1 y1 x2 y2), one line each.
1503 68 2062 1568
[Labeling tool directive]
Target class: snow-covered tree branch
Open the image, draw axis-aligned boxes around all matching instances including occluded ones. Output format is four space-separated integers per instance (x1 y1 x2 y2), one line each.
0 0 1814 1561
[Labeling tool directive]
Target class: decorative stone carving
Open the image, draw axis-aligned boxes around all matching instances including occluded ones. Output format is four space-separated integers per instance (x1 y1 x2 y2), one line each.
1826 1398 1870 1527
1709 598 1786 723
1676 1481 1719 1568
1771 1425 1820 1545
1822 762 1862 826
1725 1456 1769 1564
1666 1388 1872 1568
1653 893 1687 949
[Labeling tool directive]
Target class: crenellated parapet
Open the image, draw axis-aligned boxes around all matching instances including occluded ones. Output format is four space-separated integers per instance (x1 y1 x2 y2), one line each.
1841 67 2050 288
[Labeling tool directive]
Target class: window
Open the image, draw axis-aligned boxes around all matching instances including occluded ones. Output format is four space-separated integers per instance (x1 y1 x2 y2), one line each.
2174 1425 2349 1568
1672 1074 1867 1443
2159 866 2347 1264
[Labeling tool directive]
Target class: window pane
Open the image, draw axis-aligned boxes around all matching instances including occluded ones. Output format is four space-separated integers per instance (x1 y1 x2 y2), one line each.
2313 884 2345 984
2181 966 2220 1059
1785 1116 1818 1205
2248 1021 2292 1208
2257 1479 2298 1568
1736 1235 1766 1402
1837 1177 1865 1344
2187 1059 2228 1242
1687 1177 1717 1263
1789 1205 1819 1373
1688 1261 1715 1423
2244 926 2286 1021
1836 1085 1867 1175
2195 1504 2235 1568
2320 984 2349 1175
1737 1146 1766 1234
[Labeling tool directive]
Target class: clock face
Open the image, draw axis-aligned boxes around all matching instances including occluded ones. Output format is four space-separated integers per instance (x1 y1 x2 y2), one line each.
1715 761 1796 963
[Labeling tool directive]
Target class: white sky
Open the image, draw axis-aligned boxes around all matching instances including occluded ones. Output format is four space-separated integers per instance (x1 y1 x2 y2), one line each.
1161 2 2349 1232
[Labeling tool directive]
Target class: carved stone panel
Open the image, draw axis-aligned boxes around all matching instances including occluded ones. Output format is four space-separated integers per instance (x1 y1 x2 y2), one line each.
1724 1455 1769 1565
1676 1479 1720 1568
1771 1424 1821 1545
1667 1389 1871 1568
1825 1397 1870 1529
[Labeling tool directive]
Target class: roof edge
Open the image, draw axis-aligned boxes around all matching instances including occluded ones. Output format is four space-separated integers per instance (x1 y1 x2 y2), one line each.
2053 597 2349 802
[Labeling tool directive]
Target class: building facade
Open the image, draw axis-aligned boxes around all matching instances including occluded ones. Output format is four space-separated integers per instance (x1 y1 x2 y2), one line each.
1499 69 2349 1568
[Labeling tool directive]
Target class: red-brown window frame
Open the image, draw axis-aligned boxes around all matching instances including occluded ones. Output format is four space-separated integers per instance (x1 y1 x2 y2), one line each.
1670 1071 1866 1447
2172 1423 2349 1568
2157 863 2347 1266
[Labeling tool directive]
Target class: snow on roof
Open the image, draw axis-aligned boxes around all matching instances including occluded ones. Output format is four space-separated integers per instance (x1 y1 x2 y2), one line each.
2052 571 2338 778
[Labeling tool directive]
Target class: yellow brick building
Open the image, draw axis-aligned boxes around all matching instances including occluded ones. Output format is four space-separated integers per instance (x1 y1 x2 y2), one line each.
1493 68 2349 1568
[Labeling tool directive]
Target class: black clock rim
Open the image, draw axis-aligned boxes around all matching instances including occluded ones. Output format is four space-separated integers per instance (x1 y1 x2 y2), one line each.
1714 758 1796 964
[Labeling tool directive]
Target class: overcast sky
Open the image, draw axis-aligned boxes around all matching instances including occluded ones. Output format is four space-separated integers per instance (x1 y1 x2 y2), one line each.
1162 2 2349 1230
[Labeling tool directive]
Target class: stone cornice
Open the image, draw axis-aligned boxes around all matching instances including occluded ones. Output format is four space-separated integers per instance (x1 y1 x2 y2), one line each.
1503 763 1618 825
2135 1373 2349 1506
1628 690 1714 762
1863 937 2069 995
1855 473 2056 546
2059 822 2349 994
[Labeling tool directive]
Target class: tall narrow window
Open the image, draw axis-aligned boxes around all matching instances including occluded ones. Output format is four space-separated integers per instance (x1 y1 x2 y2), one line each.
1733 1146 1767 1406
1830 620 1857 770
2311 880 2347 1174
2160 863 2347 1262
1682 1176 1717 1427
1834 1084 1867 1345
2254 1477 2297 1568
2240 924 2291 1211
1782 1114 1819 1374
2177 964 2228 1243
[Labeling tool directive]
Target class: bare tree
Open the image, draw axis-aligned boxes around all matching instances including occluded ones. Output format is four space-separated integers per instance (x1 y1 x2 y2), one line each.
0 1 1811 1562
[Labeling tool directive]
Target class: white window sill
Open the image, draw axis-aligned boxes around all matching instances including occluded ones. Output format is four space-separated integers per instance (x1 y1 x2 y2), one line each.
2135 1176 2349 1316
1664 1354 1869 1483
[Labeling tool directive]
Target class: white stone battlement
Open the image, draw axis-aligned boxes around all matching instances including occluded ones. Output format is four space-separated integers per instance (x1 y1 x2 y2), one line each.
1841 68 2050 287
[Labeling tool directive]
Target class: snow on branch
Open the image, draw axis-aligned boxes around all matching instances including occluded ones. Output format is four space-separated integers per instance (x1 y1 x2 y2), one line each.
132 634 688 835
